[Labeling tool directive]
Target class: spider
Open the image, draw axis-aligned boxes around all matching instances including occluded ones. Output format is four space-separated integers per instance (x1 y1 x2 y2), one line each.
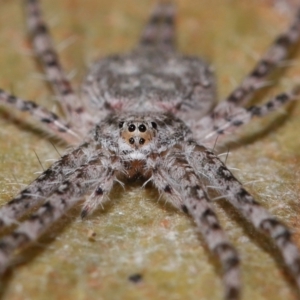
0 1 300 299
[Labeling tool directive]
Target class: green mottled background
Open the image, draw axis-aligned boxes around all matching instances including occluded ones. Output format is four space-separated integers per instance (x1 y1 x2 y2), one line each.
0 0 300 299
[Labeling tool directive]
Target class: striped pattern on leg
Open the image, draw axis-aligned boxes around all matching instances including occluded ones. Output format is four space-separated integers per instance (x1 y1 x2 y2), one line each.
80 168 116 218
0 142 96 228
0 88 79 143
150 149 241 300
24 0 89 128
226 8 300 106
0 158 106 273
138 2 176 51
193 8 300 146
187 142 300 290
198 86 300 148
186 190 240 300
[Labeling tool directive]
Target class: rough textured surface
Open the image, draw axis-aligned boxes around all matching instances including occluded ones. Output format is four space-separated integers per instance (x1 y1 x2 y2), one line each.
0 0 300 299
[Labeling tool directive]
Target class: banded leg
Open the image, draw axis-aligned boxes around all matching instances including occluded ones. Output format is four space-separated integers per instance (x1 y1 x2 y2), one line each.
0 88 80 143
187 142 300 289
80 168 116 218
226 8 300 106
194 8 300 145
0 158 108 273
0 142 97 228
24 0 90 129
195 87 300 148
150 149 241 300
138 2 176 51
159 3 176 51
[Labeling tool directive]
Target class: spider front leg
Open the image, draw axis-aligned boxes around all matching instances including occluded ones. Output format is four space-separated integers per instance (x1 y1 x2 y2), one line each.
186 142 300 289
0 148 118 274
149 148 240 300
80 168 116 218
0 142 98 228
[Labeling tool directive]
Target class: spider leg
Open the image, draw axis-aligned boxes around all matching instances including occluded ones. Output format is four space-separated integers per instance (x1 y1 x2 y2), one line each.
80 169 116 219
226 8 300 106
187 142 300 289
149 148 241 300
193 8 300 143
196 86 300 148
159 3 176 51
0 142 98 228
24 0 91 130
0 88 80 143
138 2 176 51
0 156 111 274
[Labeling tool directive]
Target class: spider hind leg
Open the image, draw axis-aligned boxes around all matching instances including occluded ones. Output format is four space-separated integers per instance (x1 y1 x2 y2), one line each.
138 2 177 51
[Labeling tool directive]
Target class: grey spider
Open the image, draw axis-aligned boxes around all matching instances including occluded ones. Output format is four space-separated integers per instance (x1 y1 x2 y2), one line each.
0 1 300 300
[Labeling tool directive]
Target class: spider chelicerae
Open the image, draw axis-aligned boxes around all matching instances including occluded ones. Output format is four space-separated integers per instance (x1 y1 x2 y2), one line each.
0 1 300 299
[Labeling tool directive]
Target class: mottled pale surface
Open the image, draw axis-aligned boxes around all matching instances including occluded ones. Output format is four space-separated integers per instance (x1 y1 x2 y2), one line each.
0 1 300 300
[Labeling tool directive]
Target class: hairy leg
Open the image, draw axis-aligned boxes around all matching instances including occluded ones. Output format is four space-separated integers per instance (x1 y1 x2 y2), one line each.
138 2 176 51
0 157 109 273
150 148 240 300
0 88 80 143
226 8 300 106
80 168 116 218
195 87 300 148
194 8 300 147
186 141 300 288
0 142 99 228
24 0 92 130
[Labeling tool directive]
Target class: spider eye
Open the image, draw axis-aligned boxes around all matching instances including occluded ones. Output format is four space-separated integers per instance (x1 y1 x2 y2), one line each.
151 122 157 129
138 124 146 132
129 138 135 144
128 124 136 132
139 138 145 145
119 122 124 128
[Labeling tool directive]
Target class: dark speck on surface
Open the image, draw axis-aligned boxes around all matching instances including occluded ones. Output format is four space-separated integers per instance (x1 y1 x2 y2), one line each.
128 273 143 283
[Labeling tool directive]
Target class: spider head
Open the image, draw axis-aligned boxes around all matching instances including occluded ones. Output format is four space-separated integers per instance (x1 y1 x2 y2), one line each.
119 120 157 150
